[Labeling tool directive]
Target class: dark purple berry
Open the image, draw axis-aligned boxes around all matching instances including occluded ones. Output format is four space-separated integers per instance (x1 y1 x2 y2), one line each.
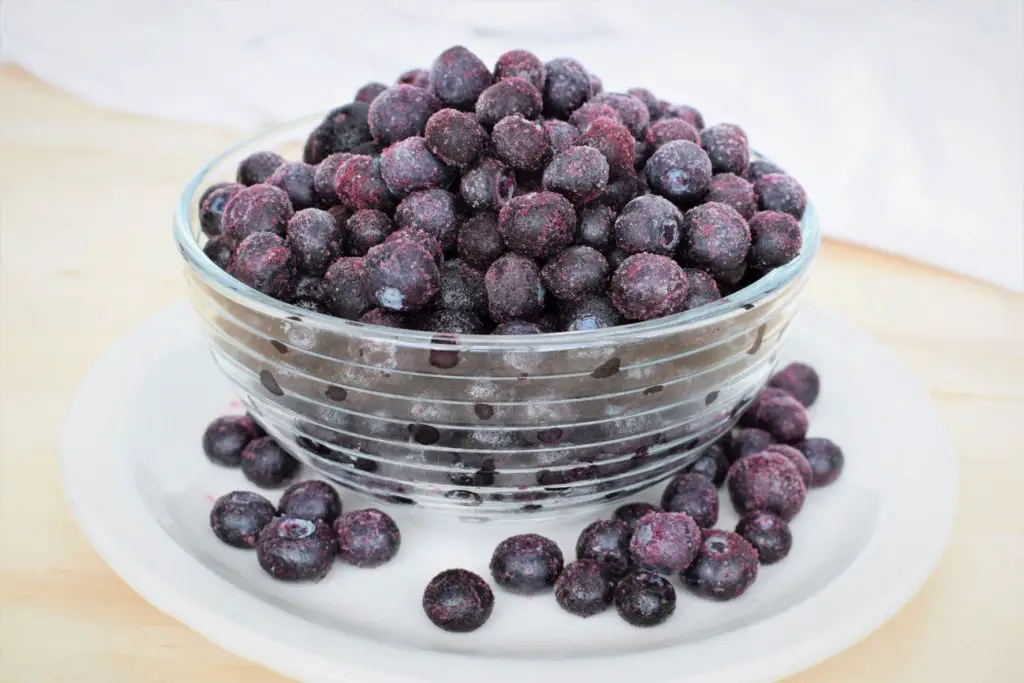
257 516 337 581
355 82 388 104
199 182 243 237
659 103 704 130
542 119 580 155
422 569 494 633
555 560 615 617
685 440 729 487
590 92 650 139
210 491 276 549
660 472 719 528
633 139 653 170
678 268 722 310
599 174 646 211
700 123 750 176
278 480 342 524
645 139 712 205
576 519 633 580
793 437 844 487
438 259 487 314
321 257 373 319
202 415 264 467
577 117 635 178
629 511 701 574
569 101 622 133
754 173 807 220
745 158 785 183
294 299 329 314
485 253 546 322
292 274 323 302
543 57 591 118
680 202 751 277
367 85 441 146
394 188 458 252
386 227 443 264
222 184 294 245
643 117 700 151
358 308 410 329
736 511 792 564
588 73 603 97
460 157 516 212
740 387 809 442
768 362 820 407
380 137 452 198
424 109 487 169
559 294 622 332
489 533 564 595
541 146 609 203
493 320 544 335
364 234 441 311
627 87 660 119
237 151 285 186
241 437 300 489
333 155 396 212
419 309 485 335
682 529 759 601
430 45 491 111
727 451 807 521
203 235 233 270
706 172 757 220
748 210 803 269
614 571 676 627
286 208 344 276
475 77 543 127
492 114 552 171
760 444 813 488
540 246 609 301
577 203 615 250
397 68 431 89
457 213 505 270
313 153 351 208
333 508 401 567
612 502 660 531
613 194 683 256
497 191 576 258
267 162 316 211
610 253 688 321
346 209 395 255
494 50 546 91
303 103 373 163
729 427 776 463
228 232 295 299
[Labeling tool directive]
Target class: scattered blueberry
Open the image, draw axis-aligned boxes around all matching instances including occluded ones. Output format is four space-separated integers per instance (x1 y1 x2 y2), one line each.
614 571 676 627
237 151 285 186
489 533 564 594
729 427 776 463
202 414 265 467
422 568 494 632
278 480 342 524
740 387 809 443
768 362 820 407
682 529 759 601
418 308 486 334
660 472 720 528
612 502 660 531
555 560 615 617
735 511 792 565
727 450 807 521
257 516 337 581
210 491 276 548
576 519 633 580
629 511 701 574
760 443 814 488
334 508 401 567
241 437 300 489
793 437 844 487
685 439 730 487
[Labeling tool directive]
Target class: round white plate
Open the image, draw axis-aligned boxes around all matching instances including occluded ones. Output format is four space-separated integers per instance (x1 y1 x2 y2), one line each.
62 301 956 683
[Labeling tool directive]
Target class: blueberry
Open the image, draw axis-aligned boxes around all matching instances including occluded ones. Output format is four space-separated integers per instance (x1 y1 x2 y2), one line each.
394 188 458 252
575 519 633 580
492 114 552 172
202 415 265 467
748 210 803 270
559 294 622 332
367 85 441 146
610 253 688 321
313 153 351 208
228 232 296 300
422 569 494 633
222 184 294 245
460 157 516 212
727 451 807 521
678 268 722 311
614 194 684 256
418 309 486 335
614 571 676 627
589 92 650 139
577 203 615 250
542 120 579 155
256 516 337 581
438 259 488 315
700 123 750 175
684 439 729 487
612 502 660 531
627 87 660 119
768 362 820 407
682 529 759 601
457 212 506 270
397 68 431 89
629 511 701 574
424 109 487 169
489 533 564 594
355 82 388 104
735 511 792 564
555 560 615 617
386 227 444 265
199 182 243 237
485 253 546 323
542 146 610 203
476 77 543 127
358 308 410 329
333 508 401 567
644 117 700 150
267 161 317 211
237 151 285 186
588 73 604 96
659 102 705 130
745 158 785 183
680 202 751 278
241 437 300 489
578 117 635 179
543 57 591 118
278 480 342 524
541 246 609 302
364 235 441 312
380 137 453 198
209 491 276 548
793 437 844 487
494 50 546 92
759 443 813 488
333 155 396 212
493 320 544 335
569 102 622 134
286 208 345 277
497 191 576 259
645 139 712 205
303 103 373 163
740 387 809 442
660 472 719 528
321 257 374 319
203 235 233 270
430 45 491 111
754 173 807 220
346 209 395 256
730 428 776 465
706 172 757 220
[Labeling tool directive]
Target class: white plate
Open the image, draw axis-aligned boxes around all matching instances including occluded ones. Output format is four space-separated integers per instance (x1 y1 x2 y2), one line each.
61 301 956 683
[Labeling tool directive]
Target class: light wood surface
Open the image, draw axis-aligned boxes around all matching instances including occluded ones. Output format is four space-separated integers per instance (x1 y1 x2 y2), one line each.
1 66 1021 682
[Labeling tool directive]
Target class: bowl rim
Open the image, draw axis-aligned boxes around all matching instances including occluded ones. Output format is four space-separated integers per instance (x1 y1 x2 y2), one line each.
174 112 820 350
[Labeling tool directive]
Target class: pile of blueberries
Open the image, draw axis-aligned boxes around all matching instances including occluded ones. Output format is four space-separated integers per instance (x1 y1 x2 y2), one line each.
199 45 807 334
206 361 844 631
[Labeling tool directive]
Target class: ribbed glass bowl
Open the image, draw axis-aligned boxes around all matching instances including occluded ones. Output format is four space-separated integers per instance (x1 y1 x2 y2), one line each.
174 114 820 520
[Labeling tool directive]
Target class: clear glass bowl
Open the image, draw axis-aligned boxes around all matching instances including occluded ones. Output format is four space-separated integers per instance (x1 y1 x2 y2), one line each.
174 114 820 520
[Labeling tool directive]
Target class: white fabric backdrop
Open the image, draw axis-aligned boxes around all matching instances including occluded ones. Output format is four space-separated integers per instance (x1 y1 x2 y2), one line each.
2 0 1021 290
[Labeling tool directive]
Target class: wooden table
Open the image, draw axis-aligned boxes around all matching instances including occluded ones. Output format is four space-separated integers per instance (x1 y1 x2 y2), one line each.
1 66 1021 682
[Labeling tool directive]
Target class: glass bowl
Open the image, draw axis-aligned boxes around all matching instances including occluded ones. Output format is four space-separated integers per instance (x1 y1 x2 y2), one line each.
174 113 820 520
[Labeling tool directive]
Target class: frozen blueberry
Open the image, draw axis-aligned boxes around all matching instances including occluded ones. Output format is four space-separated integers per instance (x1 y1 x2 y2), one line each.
588 73 604 96
285 208 344 276
333 508 401 567
380 137 453 198
754 173 807 220
460 157 516 212
660 472 719 528
395 188 459 253
706 173 757 220
485 253 546 322
793 437 844 487
438 259 488 314
541 246 609 302
492 114 552 171
682 529 759 601
543 57 591 118
494 49 546 91
643 117 700 151
358 308 410 329
729 427 776 463
575 519 633 580
313 153 351 208
590 92 650 139
278 480 342 524
543 119 580 154
577 203 615 250
745 158 785 183
424 109 487 169
614 571 676 627
237 151 285 186
423 569 494 633
334 155 396 212
629 511 701 574
397 68 431 88
700 123 749 176
740 387 809 442
321 257 373 319
203 235 233 270
489 533 564 595
257 516 337 581
367 85 441 146
627 87 660 119
748 210 803 270
498 191 576 259
569 101 622 133
386 227 443 264
659 103 705 130
614 194 683 256
222 184 294 245
241 437 300 488
727 451 807 521
364 234 441 311
759 444 813 488
294 299 329 314
199 182 243 237
542 146 610 203
202 414 265 467
210 491 276 549
612 502 660 530
291 273 323 302
685 439 730 487
493 320 544 335
355 82 388 104
228 232 295 299
303 103 373 163
419 309 486 335
578 117 635 179
266 161 316 211
346 209 395 256
736 511 792 564
559 294 622 332
457 213 505 270
430 45 491 110
680 202 751 277
475 77 543 127
599 174 646 211
555 560 615 617
768 362 820 407
678 268 722 310
610 253 688 321
645 139 712 206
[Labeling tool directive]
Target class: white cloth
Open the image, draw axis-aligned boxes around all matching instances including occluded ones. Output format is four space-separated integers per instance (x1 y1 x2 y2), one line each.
3 0 1021 290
